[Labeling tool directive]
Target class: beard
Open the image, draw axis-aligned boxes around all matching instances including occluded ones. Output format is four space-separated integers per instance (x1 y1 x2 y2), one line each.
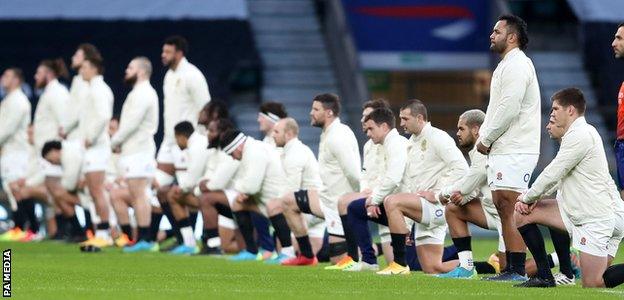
162 57 173 68
311 119 324 128
459 136 475 150
489 40 506 54
71 61 81 71
35 79 47 90
208 135 219 149
124 74 137 87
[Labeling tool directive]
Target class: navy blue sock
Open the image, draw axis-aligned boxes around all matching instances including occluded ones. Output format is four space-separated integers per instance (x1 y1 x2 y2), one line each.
390 233 407 266
405 225 421 270
269 214 292 248
23 199 39 233
251 212 275 252
13 203 26 230
83 207 94 232
189 211 198 232
442 245 459 261
549 227 573 278
296 235 314 258
604 264 624 288
347 199 376 265
340 214 359 261
233 211 258 254
161 203 182 245
517 224 545 278
316 230 330 262
138 227 151 242
120 224 132 238
149 212 163 242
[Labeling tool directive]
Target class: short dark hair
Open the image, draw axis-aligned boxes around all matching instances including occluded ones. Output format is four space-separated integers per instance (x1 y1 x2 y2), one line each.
499 14 529 50
42 140 62 158
551 87 586 115
364 108 395 129
260 101 288 118
84 57 104 74
362 98 390 110
77 43 102 62
313 93 341 116
40 58 69 79
6 67 24 84
164 35 189 55
174 121 195 138
400 99 428 121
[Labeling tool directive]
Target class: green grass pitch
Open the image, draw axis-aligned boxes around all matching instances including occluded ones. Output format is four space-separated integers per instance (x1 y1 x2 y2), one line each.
7 239 624 299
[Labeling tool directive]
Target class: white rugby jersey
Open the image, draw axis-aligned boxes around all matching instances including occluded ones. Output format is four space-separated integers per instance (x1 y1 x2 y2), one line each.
360 139 384 192
177 132 209 193
481 48 541 155
318 118 361 202
281 138 323 192
523 117 617 225
370 129 408 205
33 79 69 151
163 57 210 145
204 149 240 192
400 123 468 194
192 147 240 196
233 137 287 204
111 80 159 156
64 75 88 141
0 89 31 154
78 76 113 148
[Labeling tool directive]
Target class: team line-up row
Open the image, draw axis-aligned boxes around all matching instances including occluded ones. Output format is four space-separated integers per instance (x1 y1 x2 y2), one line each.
1 14 624 289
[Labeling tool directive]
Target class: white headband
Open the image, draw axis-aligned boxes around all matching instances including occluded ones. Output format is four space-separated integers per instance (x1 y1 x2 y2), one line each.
223 133 247 155
259 112 280 123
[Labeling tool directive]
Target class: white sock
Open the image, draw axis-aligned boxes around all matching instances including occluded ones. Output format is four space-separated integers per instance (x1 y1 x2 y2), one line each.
207 237 221 248
458 250 474 270
180 226 196 247
550 251 559 267
281 246 295 257
95 229 110 240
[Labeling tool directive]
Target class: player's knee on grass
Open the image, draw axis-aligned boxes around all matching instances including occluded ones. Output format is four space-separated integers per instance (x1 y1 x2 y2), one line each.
420 260 444 274
583 274 606 288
